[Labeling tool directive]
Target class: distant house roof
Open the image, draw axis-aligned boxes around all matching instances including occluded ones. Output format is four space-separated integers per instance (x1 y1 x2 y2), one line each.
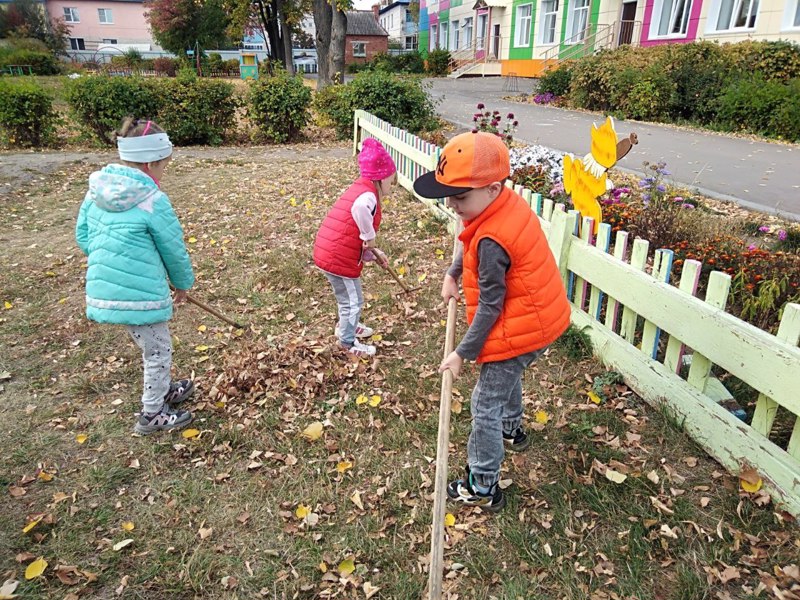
346 11 389 36
378 0 410 15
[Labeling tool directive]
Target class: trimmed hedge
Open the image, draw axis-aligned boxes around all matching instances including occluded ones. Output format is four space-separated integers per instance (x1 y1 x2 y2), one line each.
313 71 438 139
247 70 312 143
0 80 57 146
555 40 800 141
66 74 239 145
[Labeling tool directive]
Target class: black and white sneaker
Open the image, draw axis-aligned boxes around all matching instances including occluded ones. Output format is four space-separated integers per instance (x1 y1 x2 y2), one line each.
502 426 530 452
164 379 195 406
446 466 506 513
134 404 193 435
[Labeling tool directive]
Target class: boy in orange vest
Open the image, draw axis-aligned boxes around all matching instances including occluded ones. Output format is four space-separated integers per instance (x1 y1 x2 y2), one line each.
413 132 571 512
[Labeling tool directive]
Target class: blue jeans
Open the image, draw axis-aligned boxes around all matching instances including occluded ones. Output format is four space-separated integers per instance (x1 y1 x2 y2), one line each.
323 271 364 346
467 348 546 488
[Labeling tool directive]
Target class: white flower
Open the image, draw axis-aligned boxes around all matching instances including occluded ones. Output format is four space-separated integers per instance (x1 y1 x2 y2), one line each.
509 145 565 184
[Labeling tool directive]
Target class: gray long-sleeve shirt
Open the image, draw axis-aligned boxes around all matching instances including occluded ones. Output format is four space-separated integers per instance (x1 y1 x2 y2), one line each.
447 239 511 360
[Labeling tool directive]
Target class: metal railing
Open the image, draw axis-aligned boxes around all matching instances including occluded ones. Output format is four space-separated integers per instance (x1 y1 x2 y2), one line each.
541 20 641 72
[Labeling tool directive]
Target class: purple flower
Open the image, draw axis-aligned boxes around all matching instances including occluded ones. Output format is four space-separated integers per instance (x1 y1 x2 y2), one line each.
507 113 514 119
513 121 519 126
748 244 757 250
778 229 788 241
477 103 485 109
758 226 770 233
681 203 694 209
657 184 666 193
672 196 684 202
642 193 651 204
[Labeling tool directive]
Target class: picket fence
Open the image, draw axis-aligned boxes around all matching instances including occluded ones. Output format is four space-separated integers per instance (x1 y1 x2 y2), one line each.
352 110 800 515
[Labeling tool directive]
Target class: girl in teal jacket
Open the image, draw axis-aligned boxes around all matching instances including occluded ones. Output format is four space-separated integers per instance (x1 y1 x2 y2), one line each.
76 117 195 435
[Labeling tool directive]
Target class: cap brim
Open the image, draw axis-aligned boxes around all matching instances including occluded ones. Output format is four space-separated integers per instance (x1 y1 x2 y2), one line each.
413 171 473 199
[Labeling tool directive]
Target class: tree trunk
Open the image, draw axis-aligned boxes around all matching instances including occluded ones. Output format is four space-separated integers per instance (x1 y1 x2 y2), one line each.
329 7 346 84
279 3 295 75
312 0 331 88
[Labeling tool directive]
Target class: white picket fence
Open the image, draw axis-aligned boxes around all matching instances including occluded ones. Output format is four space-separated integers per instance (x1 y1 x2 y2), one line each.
353 109 800 515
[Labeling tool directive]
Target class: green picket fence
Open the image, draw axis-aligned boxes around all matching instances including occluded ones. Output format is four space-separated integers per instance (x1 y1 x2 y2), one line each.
353 109 800 515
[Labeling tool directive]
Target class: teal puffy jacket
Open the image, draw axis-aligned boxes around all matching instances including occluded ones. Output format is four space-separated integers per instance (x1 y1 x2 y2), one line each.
75 164 195 326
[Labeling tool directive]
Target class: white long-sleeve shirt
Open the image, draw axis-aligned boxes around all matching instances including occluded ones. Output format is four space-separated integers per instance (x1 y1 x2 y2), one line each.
352 191 379 262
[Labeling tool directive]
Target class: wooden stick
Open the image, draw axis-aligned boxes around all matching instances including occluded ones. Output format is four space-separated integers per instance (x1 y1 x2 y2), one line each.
428 297 458 600
184 293 247 330
386 265 413 293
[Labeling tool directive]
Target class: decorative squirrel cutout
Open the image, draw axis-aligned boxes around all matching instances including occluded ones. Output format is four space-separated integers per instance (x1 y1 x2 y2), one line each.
563 116 638 234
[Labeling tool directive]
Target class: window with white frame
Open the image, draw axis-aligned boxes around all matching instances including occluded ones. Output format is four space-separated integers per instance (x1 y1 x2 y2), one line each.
450 19 459 50
463 17 473 47
439 21 448 47
102 38 118 44
352 41 366 57
405 35 416 49
795 0 800 26
98 8 113 23
540 0 558 43
714 0 759 30
63 7 79 22
652 0 692 36
431 24 439 48
515 4 533 46
69 37 85 50
567 0 590 41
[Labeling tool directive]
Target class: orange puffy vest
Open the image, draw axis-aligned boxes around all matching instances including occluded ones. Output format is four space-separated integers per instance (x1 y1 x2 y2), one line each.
461 186 571 363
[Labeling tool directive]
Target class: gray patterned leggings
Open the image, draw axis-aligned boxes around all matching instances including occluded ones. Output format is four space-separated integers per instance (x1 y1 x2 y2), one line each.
127 322 172 414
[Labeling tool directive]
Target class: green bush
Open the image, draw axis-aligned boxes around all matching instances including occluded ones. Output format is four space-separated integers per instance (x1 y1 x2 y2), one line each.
224 58 240 72
66 75 161 144
0 48 60 75
313 71 438 139
426 49 451 76
0 79 57 146
723 40 800 83
663 42 730 124
311 82 348 128
207 52 224 71
394 50 425 73
611 67 674 121
155 78 238 145
247 70 312 142
717 75 798 139
537 65 572 97
769 79 800 142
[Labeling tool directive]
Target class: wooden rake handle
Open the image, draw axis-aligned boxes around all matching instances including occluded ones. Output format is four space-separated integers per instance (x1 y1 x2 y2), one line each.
184 293 246 329
386 264 412 293
428 297 458 600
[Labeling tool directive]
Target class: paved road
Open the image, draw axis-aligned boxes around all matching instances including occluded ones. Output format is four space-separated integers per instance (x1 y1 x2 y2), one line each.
426 77 800 220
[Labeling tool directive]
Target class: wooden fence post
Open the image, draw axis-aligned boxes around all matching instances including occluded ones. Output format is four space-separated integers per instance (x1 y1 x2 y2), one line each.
549 209 577 287
686 271 732 393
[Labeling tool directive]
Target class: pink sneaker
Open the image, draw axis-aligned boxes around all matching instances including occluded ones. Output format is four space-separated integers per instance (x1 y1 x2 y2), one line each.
335 323 375 339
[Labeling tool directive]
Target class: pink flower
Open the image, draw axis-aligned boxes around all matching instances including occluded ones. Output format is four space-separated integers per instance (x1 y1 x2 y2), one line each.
758 226 770 233
748 244 757 250
778 229 788 241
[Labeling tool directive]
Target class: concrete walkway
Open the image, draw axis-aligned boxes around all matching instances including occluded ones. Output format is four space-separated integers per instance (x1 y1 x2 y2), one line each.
426 77 800 220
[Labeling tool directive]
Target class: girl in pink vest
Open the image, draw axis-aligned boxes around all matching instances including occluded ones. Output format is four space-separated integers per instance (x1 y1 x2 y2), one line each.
313 138 397 357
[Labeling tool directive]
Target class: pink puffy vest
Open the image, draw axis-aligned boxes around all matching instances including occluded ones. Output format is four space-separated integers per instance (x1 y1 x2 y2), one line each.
313 178 382 278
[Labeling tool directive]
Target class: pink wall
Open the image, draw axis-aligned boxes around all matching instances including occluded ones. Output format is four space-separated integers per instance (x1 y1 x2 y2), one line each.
640 0 703 45
47 0 154 46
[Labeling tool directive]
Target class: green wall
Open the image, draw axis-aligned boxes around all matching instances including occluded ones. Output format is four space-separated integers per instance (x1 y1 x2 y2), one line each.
508 0 535 60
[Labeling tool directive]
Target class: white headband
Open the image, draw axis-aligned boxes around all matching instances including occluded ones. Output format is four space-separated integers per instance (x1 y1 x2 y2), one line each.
117 132 173 163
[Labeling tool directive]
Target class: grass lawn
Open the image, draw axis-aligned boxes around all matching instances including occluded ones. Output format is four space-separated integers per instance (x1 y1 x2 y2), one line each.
0 142 798 599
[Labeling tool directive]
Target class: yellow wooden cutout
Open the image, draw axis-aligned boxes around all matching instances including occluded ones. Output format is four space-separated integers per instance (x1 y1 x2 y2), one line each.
590 116 618 170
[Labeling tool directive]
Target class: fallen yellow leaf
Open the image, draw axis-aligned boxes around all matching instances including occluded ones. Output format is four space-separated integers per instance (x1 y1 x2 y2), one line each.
188 237 197 244
22 517 41 533
740 477 763 493
396 265 406 276
75 434 88 444
534 410 549 424
336 461 353 473
182 428 200 439
338 558 355 576
356 394 368 405
197 325 207 332
4 301 13 310
121 522 135 532
24 557 47 580
301 421 324 441
417 273 427 283
605 469 627 484
295 504 310 519
371 334 383 342
587 391 602 404
37 471 54 482
194 345 209 352
368 395 381 407
319 562 327 573
444 513 456 527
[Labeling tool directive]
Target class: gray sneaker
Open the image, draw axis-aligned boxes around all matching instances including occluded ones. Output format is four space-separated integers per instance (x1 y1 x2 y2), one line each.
134 404 193 435
164 379 194 406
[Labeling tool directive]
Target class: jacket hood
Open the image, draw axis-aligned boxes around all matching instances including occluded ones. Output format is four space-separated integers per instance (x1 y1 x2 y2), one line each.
88 164 161 212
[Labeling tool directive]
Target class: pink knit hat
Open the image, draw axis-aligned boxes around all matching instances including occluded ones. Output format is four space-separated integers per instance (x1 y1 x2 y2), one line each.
358 138 397 180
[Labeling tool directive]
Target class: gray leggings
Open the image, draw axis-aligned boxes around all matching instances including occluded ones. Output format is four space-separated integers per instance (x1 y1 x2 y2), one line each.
468 348 546 488
127 322 172 414
323 271 364 346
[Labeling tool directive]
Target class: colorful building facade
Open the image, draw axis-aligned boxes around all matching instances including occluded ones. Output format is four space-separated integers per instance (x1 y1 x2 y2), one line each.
420 0 800 76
